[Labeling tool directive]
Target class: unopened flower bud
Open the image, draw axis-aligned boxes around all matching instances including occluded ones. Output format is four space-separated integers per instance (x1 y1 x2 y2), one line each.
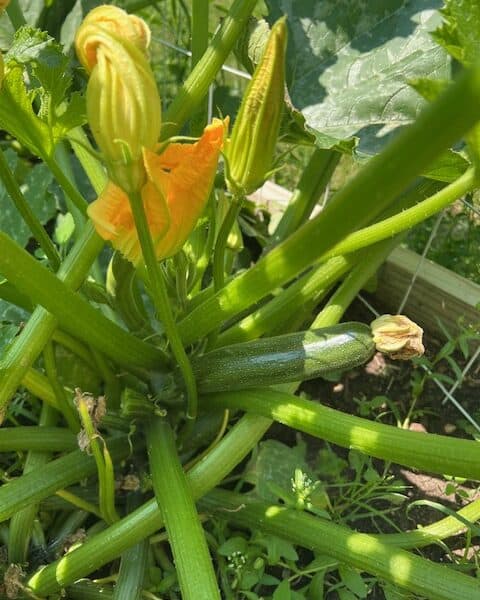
371 314 425 360
226 17 287 195
75 6 161 193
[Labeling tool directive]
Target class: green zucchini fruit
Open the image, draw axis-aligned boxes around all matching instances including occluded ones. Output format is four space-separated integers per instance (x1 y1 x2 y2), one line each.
191 322 375 393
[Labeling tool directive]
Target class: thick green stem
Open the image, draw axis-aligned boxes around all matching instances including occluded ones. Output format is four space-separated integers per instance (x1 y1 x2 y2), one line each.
216 254 357 346
202 489 480 600
178 66 480 345
112 494 148 600
0 232 167 370
324 167 477 260
43 341 80 432
128 191 197 418
0 437 129 523
161 0 259 139
147 418 221 600
269 148 341 248
0 426 76 452
22 367 57 408
0 149 60 269
190 0 210 134
202 389 480 481
28 414 271 595
313 237 400 328
7 404 57 563
0 223 103 421
213 198 242 291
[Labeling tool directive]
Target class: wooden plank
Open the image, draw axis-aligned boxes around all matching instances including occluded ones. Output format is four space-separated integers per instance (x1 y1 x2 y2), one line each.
374 246 480 335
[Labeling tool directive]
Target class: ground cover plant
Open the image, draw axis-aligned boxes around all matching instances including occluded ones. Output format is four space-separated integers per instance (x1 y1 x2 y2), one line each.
0 0 479 598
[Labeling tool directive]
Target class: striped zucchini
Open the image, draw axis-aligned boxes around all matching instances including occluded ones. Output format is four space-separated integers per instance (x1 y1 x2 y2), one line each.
191 322 375 393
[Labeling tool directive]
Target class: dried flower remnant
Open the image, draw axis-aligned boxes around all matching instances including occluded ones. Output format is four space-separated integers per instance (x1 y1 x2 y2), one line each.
370 314 425 360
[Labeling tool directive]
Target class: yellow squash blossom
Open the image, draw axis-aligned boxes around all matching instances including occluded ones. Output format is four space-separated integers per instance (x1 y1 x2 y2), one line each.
88 118 228 265
75 5 160 194
76 5 227 265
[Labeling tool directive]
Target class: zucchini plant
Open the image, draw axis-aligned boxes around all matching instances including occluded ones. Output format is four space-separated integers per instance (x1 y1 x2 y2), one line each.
0 1 478 599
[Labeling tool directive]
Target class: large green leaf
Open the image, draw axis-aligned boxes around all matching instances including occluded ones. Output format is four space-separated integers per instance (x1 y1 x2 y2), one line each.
267 0 450 155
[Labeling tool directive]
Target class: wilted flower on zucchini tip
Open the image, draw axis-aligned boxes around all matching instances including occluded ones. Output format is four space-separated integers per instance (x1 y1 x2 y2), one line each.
0 1 10 11
370 314 425 360
76 5 228 266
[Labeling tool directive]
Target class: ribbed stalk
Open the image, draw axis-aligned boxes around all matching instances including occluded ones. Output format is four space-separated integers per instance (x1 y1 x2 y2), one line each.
0 426 76 452
0 223 103 421
216 254 356 346
8 404 57 563
202 389 480 480
324 167 477 260
147 418 221 600
0 437 129 523
178 66 480 344
0 232 167 370
269 148 341 247
313 237 400 328
162 0 259 139
201 489 480 600
28 414 272 595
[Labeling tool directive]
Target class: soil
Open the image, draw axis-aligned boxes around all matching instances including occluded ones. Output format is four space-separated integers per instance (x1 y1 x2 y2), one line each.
266 296 480 596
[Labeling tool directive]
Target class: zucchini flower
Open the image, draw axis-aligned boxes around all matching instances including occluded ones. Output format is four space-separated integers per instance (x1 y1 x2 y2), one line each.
371 314 425 360
0 1 10 10
75 5 161 193
226 17 287 195
87 118 228 266
76 6 228 265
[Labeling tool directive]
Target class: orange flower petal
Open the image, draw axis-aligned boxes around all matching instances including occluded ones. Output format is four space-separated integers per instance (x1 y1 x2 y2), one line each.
143 117 228 260
87 179 170 265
